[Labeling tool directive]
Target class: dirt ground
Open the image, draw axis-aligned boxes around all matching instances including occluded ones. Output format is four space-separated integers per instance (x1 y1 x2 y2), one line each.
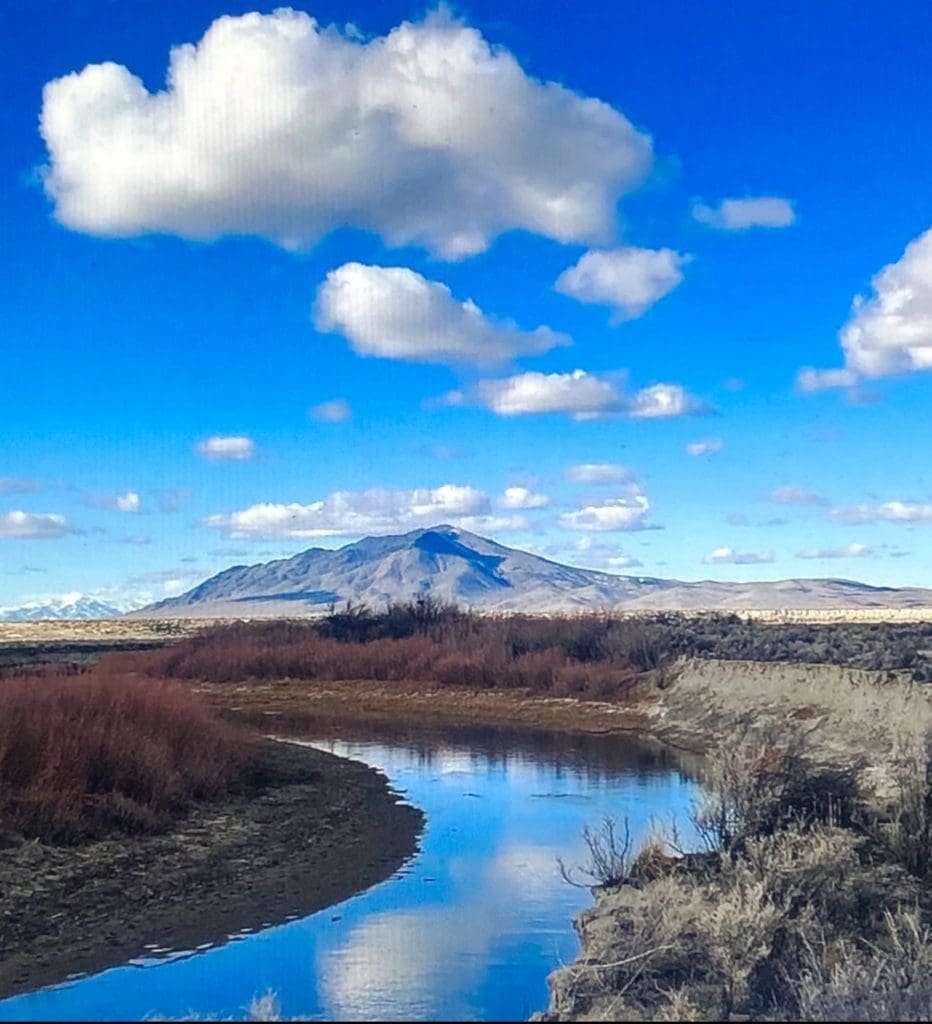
0 740 422 1000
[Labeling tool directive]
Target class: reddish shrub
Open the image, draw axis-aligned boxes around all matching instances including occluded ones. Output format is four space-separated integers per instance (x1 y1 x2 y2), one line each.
0 674 246 842
128 609 661 705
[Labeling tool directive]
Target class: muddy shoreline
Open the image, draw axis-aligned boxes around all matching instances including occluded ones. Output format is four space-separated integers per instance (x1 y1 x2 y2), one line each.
0 740 423 1001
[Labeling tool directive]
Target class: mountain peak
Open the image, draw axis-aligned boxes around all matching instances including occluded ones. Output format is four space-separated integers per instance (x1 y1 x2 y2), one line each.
130 525 932 619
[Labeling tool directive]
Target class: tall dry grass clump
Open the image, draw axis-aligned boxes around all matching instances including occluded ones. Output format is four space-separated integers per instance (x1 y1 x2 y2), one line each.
0 674 246 842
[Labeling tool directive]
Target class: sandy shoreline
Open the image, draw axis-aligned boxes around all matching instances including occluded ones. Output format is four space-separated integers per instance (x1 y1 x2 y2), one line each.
0 740 423 1001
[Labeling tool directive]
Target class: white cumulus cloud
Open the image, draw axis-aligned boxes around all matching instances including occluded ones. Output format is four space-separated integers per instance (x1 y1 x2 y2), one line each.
565 463 634 484
475 371 705 421
629 383 707 419
692 197 796 230
558 490 651 531
797 227 932 389
40 9 652 259
196 435 256 461
554 246 687 320
0 511 70 539
498 486 549 509
200 484 527 539
477 369 624 420
309 399 351 423
315 263 567 366
703 546 774 565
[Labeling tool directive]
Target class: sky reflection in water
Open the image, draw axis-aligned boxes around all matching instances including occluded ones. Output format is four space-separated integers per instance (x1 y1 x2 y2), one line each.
0 723 698 1022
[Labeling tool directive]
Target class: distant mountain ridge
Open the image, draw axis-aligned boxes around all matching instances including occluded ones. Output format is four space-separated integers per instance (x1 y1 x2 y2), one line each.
0 595 123 621
133 525 932 618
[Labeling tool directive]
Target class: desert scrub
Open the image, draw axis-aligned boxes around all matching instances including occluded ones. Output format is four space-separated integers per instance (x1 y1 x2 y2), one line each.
0 673 248 842
544 731 926 1021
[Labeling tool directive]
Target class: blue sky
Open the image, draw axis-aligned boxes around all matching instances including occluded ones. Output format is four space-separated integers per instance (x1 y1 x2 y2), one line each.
3 0 932 608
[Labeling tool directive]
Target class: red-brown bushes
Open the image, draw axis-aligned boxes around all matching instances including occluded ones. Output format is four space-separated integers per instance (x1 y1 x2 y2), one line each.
134 610 663 701
0 674 246 842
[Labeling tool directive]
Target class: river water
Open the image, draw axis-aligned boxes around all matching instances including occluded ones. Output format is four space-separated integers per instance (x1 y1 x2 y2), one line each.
0 722 698 1022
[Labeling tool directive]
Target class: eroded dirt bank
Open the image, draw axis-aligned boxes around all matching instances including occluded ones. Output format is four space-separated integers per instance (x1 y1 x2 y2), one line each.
0 740 422 1000
201 657 928 796
534 659 932 1022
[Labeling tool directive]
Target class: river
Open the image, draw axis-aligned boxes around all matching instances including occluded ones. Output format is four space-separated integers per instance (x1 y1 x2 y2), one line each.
0 721 698 1022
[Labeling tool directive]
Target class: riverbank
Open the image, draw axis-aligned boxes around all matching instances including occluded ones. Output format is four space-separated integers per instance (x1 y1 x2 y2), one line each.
0 740 423 1000
189 657 932 1021
532 659 932 1021
199 656 928 796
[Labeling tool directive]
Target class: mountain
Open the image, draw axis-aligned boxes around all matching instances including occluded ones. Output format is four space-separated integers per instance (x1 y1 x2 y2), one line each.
133 525 932 618
0 594 124 621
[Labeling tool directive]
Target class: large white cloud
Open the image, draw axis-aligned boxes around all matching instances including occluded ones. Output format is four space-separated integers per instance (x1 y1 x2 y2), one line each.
798 227 932 388
692 197 796 230
200 484 527 539
555 246 687 320
475 370 705 420
0 511 69 539
40 9 652 258
315 263 567 366
558 490 651 531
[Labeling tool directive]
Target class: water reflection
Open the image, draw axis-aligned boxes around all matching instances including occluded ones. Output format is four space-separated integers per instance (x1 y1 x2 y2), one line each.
0 722 698 1023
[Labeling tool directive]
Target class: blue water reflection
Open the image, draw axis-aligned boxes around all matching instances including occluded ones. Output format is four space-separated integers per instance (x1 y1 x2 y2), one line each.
0 723 698 1022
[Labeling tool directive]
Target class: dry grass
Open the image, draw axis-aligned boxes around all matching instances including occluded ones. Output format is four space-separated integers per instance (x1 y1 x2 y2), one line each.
549 724 932 1021
0 673 247 842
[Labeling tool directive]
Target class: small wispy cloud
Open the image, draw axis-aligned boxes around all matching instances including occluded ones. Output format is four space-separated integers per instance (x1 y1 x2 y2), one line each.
309 399 352 423
829 501 932 525
703 546 774 565
797 543 872 559
692 196 796 231
196 435 256 461
0 477 43 495
686 438 723 457
767 486 827 506
565 463 635 484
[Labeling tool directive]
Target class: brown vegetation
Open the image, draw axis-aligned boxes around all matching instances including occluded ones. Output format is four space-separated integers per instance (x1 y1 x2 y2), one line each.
0 673 246 842
131 601 669 699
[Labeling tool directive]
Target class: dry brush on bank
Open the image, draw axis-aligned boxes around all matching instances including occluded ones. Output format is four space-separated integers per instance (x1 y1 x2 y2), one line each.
544 726 932 1022
0 673 248 842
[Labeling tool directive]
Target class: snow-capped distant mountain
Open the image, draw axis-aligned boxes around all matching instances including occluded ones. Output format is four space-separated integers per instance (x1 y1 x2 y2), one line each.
0 594 124 621
130 524 932 618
